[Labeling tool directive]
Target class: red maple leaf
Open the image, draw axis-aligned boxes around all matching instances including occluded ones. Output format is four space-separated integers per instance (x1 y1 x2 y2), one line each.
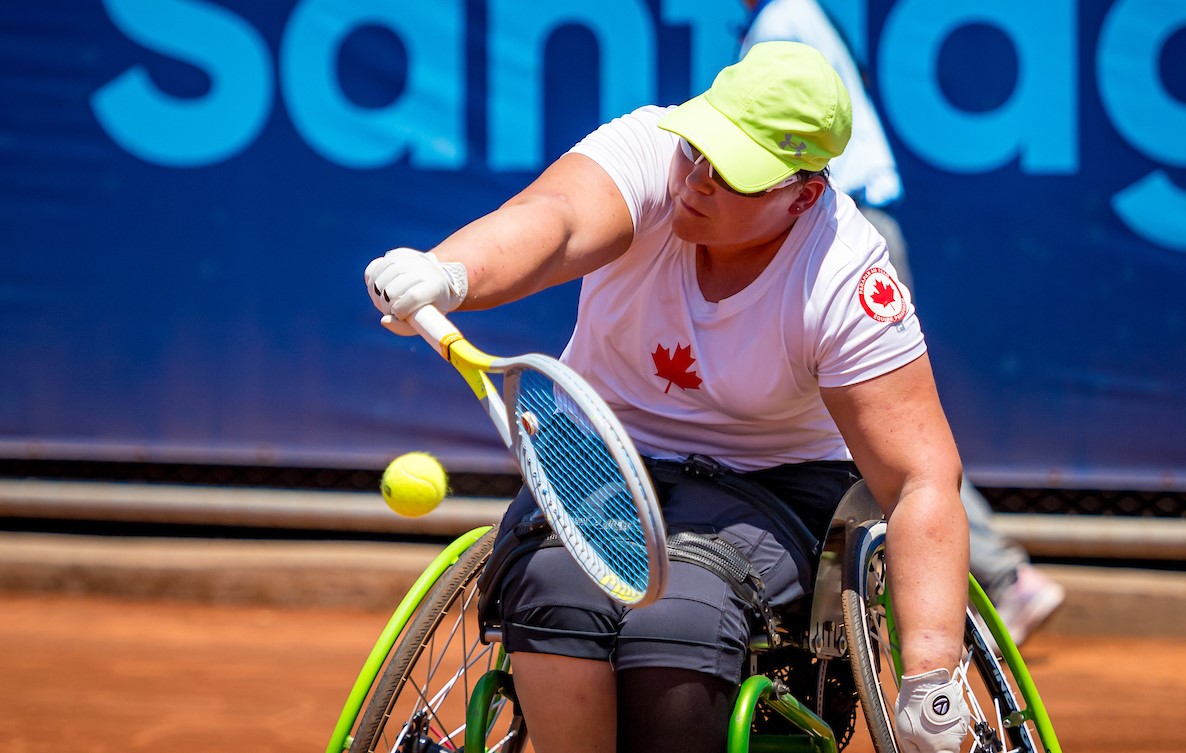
871 279 897 308
652 343 702 393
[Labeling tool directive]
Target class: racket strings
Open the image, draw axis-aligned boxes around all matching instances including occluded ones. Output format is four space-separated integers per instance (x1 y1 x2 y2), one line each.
514 370 650 594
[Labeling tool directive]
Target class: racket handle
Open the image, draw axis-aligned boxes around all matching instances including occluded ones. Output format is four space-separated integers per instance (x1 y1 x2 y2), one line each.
381 306 460 359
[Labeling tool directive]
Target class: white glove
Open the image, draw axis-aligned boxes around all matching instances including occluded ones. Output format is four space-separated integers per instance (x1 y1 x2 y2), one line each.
894 668 969 753
364 248 468 334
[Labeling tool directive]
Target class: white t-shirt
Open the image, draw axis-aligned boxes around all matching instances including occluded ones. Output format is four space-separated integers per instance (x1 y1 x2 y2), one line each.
741 0 902 208
563 105 925 472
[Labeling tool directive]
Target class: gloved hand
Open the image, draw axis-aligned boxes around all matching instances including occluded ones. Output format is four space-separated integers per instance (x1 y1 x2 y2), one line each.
364 248 468 334
893 668 969 753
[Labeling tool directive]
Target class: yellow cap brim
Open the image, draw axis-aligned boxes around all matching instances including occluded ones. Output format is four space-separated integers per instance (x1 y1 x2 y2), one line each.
658 95 798 194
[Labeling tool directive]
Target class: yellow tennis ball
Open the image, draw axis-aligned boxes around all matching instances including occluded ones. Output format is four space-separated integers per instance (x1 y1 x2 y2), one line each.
380 452 448 517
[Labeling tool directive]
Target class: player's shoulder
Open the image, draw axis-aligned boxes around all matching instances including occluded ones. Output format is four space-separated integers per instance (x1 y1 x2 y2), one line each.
569 104 679 237
602 104 675 135
820 190 884 267
632 103 675 121
797 189 892 304
576 104 676 154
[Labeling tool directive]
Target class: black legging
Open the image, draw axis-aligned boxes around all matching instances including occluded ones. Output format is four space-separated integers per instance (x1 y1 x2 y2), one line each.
617 667 737 753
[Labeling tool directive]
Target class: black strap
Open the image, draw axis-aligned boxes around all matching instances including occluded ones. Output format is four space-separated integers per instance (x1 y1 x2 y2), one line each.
666 531 783 647
476 511 558 633
646 455 822 562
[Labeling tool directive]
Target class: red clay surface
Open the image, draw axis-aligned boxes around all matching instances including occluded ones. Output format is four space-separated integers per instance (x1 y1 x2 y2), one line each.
2 592 1184 753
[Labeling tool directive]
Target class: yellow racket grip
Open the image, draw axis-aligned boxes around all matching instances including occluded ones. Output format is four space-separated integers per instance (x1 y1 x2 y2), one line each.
442 336 495 369
442 337 497 400
391 306 500 400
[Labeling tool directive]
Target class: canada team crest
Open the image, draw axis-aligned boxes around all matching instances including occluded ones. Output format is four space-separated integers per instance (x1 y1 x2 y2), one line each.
857 268 907 323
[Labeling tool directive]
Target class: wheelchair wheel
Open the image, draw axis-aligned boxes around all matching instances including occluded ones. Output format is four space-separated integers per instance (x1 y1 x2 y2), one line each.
841 519 1047 753
348 527 528 753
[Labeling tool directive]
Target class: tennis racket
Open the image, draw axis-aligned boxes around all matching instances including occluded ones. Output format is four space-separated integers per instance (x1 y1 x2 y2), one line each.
382 305 668 607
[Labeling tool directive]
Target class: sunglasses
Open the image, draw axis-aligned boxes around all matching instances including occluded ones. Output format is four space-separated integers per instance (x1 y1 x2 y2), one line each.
678 138 799 197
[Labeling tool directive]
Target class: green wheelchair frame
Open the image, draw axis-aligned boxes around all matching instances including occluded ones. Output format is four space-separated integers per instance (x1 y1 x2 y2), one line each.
327 481 1062 753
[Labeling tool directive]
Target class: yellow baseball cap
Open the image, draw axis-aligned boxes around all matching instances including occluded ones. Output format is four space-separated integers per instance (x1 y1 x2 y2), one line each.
659 42 853 194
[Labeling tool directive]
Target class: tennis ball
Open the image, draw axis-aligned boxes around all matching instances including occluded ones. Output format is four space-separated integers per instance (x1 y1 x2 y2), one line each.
380 452 448 517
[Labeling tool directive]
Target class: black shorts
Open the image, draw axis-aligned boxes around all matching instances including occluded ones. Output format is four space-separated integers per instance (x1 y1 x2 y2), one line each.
490 459 859 684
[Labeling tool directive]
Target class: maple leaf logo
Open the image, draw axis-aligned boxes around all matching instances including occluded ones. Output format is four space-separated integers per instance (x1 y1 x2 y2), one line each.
857 268 907 324
870 279 897 308
652 343 702 394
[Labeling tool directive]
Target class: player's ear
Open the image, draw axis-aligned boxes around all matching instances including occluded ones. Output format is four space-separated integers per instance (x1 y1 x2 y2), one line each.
787 176 827 217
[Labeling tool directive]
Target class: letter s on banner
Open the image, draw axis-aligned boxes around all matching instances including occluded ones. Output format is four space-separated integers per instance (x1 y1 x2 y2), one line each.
92 0 273 167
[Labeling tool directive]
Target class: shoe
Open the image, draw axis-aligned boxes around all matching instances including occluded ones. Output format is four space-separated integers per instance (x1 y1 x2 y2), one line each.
992 565 1066 646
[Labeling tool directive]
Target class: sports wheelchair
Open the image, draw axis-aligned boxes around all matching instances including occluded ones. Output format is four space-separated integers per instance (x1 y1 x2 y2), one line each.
327 481 1061 753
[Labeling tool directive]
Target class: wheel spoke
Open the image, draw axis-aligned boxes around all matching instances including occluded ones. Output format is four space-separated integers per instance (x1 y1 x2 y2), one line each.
348 530 527 753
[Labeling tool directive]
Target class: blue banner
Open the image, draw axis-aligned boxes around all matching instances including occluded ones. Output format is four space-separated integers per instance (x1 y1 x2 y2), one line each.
1 1 1183 489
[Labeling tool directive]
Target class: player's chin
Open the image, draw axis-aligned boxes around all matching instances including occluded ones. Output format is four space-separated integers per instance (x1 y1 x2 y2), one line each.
670 209 712 244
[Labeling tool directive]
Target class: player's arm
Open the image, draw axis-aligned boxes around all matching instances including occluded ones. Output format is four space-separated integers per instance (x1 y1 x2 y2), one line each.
432 152 635 310
823 354 971 751
820 353 968 674
365 153 634 325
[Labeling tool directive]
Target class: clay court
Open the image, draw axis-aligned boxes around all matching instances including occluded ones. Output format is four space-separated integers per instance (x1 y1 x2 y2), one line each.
2 589 1184 753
